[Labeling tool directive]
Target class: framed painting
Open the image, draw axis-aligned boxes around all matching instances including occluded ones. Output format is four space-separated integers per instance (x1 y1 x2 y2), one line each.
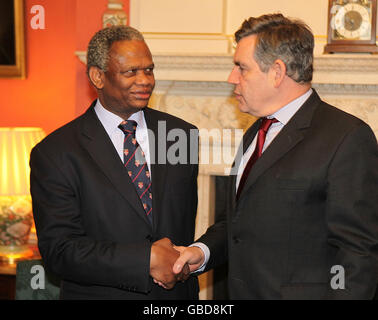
0 0 25 78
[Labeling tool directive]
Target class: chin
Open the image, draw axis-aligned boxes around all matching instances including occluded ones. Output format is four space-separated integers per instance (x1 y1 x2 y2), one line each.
239 105 261 118
131 102 149 110
237 103 250 114
134 99 151 108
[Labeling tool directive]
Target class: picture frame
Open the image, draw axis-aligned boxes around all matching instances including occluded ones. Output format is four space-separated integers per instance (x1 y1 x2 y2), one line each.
0 0 26 78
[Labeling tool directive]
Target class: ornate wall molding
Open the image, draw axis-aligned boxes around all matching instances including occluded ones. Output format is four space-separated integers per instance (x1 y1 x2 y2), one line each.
153 80 378 97
153 54 234 71
76 50 378 84
154 80 233 96
313 55 378 73
313 83 378 96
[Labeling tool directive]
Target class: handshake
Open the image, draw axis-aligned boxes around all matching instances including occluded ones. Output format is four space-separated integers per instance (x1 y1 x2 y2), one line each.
150 238 205 289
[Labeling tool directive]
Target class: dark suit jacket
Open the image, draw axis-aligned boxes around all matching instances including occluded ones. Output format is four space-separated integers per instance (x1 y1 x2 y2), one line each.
30 102 199 299
198 90 378 299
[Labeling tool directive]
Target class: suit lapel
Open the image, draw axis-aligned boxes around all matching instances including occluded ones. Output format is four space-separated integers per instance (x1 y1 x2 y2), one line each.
237 90 321 202
143 107 167 231
230 119 261 191
227 119 260 213
79 103 152 227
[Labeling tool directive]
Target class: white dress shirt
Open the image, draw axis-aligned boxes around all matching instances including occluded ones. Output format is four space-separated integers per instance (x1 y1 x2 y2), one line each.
94 99 152 177
194 88 313 272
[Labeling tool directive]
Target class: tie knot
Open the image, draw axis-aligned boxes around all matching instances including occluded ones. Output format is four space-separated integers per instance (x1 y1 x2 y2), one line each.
119 120 137 135
260 117 278 133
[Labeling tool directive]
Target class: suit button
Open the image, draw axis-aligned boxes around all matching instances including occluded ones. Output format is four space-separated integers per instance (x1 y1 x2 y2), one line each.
233 236 241 244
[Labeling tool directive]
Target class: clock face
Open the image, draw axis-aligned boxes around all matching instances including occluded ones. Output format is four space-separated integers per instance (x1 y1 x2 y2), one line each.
330 0 373 41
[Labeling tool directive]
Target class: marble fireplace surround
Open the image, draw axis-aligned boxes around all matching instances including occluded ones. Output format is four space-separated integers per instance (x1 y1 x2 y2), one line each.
77 51 378 299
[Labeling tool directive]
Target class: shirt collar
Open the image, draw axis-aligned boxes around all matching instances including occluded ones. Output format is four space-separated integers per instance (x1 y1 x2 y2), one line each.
269 88 313 125
94 99 145 135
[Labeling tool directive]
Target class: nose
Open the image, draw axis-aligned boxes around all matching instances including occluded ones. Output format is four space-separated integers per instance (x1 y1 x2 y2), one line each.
227 66 239 85
136 70 153 86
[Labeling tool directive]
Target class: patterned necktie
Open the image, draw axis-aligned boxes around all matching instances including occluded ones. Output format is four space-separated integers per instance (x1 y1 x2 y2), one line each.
236 117 279 201
118 120 153 224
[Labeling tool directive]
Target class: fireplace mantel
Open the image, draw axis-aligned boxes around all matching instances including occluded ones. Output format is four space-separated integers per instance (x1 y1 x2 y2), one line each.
76 51 378 84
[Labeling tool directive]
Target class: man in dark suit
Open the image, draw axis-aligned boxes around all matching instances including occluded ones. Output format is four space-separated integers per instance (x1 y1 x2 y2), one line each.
30 26 198 299
173 14 378 299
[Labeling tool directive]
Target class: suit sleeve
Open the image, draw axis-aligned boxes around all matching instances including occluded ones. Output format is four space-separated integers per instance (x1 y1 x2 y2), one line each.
196 176 231 272
30 146 152 293
326 123 378 299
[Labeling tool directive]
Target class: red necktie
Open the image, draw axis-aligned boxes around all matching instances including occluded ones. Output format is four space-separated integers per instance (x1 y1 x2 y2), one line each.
236 117 278 201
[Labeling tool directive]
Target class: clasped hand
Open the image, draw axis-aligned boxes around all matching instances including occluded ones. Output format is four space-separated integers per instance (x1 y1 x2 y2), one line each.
150 238 205 289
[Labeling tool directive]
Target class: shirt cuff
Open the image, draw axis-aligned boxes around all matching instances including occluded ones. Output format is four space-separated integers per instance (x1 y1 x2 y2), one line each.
190 242 210 273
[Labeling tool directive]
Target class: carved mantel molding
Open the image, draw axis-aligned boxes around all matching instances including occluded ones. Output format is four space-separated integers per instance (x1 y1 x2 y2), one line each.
76 50 378 85
314 55 378 73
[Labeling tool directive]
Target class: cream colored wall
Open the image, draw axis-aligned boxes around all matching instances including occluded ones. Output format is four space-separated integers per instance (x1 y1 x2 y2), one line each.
225 0 328 35
130 0 378 55
133 0 224 33
130 0 230 54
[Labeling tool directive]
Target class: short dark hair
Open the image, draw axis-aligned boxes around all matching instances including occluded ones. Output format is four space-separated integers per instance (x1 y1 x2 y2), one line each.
86 25 145 75
235 13 314 84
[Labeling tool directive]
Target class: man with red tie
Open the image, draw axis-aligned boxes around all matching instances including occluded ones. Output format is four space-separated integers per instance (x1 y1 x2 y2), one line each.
30 26 198 299
173 14 378 299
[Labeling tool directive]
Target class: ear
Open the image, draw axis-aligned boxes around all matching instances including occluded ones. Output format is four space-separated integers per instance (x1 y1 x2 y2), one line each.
270 59 286 88
88 66 105 90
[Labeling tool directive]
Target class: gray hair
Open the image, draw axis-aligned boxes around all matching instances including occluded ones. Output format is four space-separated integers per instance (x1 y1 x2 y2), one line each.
235 14 314 84
86 25 145 74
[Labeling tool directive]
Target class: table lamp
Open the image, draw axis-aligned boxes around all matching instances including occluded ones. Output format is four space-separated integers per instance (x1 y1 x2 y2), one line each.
0 127 45 263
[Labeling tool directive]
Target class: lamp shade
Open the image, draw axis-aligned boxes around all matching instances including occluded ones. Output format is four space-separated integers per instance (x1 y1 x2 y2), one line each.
0 128 45 196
